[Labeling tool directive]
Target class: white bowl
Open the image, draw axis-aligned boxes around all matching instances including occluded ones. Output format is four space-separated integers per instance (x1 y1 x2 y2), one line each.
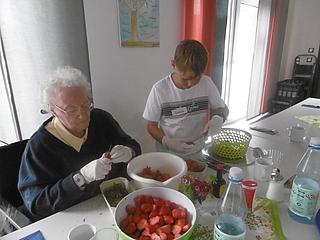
127 152 187 190
114 187 196 240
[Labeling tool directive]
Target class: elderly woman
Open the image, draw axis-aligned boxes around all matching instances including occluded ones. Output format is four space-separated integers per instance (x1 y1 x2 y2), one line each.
18 66 141 220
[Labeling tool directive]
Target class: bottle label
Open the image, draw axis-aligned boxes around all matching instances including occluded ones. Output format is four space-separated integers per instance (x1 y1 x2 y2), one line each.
220 184 226 197
289 181 319 217
214 224 245 240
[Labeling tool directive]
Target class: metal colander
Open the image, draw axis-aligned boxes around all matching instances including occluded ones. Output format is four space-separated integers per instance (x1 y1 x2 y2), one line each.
212 128 252 159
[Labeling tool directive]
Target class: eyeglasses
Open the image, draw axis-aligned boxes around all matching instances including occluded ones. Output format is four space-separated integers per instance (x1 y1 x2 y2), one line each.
54 101 93 117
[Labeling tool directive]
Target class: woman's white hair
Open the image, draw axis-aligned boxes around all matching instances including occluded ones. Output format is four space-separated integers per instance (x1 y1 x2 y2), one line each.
42 66 92 108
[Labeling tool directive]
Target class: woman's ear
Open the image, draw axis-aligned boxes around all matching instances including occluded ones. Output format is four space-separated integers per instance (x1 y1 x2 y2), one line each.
171 60 175 68
49 105 56 117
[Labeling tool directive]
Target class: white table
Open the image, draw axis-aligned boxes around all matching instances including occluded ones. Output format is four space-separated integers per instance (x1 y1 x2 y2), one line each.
2 98 320 240
243 97 320 141
0 195 117 240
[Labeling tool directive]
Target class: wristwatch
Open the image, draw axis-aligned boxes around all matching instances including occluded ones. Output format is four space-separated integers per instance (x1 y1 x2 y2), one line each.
73 172 86 190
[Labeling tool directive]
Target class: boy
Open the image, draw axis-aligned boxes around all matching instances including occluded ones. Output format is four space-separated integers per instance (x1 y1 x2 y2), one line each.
143 40 228 156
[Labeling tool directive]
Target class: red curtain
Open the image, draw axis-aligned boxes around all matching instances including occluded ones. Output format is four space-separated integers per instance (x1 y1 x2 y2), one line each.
181 0 216 75
260 0 289 113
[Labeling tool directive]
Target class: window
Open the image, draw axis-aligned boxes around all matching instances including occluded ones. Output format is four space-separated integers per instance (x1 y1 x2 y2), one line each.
0 0 90 144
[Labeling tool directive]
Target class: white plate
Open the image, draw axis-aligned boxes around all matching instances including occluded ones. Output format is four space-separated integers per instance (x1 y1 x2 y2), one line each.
201 144 256 167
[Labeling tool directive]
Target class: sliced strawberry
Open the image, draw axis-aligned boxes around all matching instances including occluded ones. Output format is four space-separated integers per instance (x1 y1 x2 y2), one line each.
171 224 182 235
141 203 153 213
159 206 170 216
166 233 175 240
149 210 158 218
124 222 136 235
145 224 156 234
171 209 180 219
119 217 130 229
158 232 167 240
172 208 186 219
152 204 157 211
150 232 161 240
164 200 172 208
182 224 191 233
144 195 154 204
134 195 146 206
139 235 152 240
163 215 174 224
158 216 165 226
153 197 164 207
149 216 160 226
157 224 171 235
137 218 148 231
142 229 152 236
176 218 186 227
177 207 186 218
130 230 141 239
133 215 142 224
174 233 181 238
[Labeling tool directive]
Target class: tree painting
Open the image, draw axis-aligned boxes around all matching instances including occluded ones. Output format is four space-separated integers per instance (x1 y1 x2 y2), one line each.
118 0 159 47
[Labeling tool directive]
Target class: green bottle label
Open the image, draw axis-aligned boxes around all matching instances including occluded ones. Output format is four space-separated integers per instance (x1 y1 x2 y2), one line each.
289 181 319 217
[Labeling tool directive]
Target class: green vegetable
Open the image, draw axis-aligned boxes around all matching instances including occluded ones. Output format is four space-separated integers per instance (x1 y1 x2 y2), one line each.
103 183 129 207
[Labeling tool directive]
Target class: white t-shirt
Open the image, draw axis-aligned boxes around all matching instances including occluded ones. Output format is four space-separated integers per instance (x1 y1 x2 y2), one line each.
143 74 225 141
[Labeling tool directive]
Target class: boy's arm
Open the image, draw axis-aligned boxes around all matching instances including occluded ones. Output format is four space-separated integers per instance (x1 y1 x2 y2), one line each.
147 121 165 143
211 105 229 122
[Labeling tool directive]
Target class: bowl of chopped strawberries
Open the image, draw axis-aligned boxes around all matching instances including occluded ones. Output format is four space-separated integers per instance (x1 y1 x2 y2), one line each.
115 187 196 240
127 152 187 190
185 159 208 178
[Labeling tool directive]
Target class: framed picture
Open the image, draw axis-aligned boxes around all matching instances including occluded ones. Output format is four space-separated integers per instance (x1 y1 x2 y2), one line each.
117 0 159 47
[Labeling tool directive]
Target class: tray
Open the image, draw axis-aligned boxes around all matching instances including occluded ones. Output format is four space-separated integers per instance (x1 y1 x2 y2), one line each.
246 196 285 240
99 177 133 213
201 144 256 167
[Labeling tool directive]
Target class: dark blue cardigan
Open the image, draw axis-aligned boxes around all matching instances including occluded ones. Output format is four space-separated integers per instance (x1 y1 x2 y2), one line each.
18 108 141 220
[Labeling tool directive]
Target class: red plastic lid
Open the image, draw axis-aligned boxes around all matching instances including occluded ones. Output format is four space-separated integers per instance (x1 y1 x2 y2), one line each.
242 179 257 187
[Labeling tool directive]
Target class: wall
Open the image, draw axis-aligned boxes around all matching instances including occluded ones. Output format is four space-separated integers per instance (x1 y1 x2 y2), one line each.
83 0 181 153
279 0 320 80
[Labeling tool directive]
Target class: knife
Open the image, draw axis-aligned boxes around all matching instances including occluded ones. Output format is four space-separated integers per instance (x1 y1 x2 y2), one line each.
301 104 320 109
249 126 279 135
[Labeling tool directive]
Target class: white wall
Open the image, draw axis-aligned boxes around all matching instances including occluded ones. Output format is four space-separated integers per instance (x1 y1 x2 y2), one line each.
280 0 320 80
83 0 181 153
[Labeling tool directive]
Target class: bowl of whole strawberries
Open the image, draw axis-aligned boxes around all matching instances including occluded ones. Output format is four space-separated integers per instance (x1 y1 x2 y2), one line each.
115 187 196 240
127 152 187 190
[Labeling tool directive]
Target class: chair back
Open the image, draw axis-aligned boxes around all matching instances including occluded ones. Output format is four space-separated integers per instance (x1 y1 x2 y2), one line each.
0 140 28 207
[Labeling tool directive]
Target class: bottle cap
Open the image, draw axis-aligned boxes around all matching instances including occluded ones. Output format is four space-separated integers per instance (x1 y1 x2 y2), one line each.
216 163 224 170
270 168 283 181
229 167 243 181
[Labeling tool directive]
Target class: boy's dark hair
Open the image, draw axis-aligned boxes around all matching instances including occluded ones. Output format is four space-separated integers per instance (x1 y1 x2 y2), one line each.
174 39 208 77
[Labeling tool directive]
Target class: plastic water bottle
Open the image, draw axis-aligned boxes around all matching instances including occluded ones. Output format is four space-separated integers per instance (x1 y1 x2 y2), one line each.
288 137 320 224
213 167 248 239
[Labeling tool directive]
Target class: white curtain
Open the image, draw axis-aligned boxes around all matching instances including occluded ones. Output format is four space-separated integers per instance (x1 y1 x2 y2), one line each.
0 0 90 142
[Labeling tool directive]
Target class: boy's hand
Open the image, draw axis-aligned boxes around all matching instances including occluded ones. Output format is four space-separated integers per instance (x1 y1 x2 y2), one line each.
162 136 194 153
207 115 223 136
